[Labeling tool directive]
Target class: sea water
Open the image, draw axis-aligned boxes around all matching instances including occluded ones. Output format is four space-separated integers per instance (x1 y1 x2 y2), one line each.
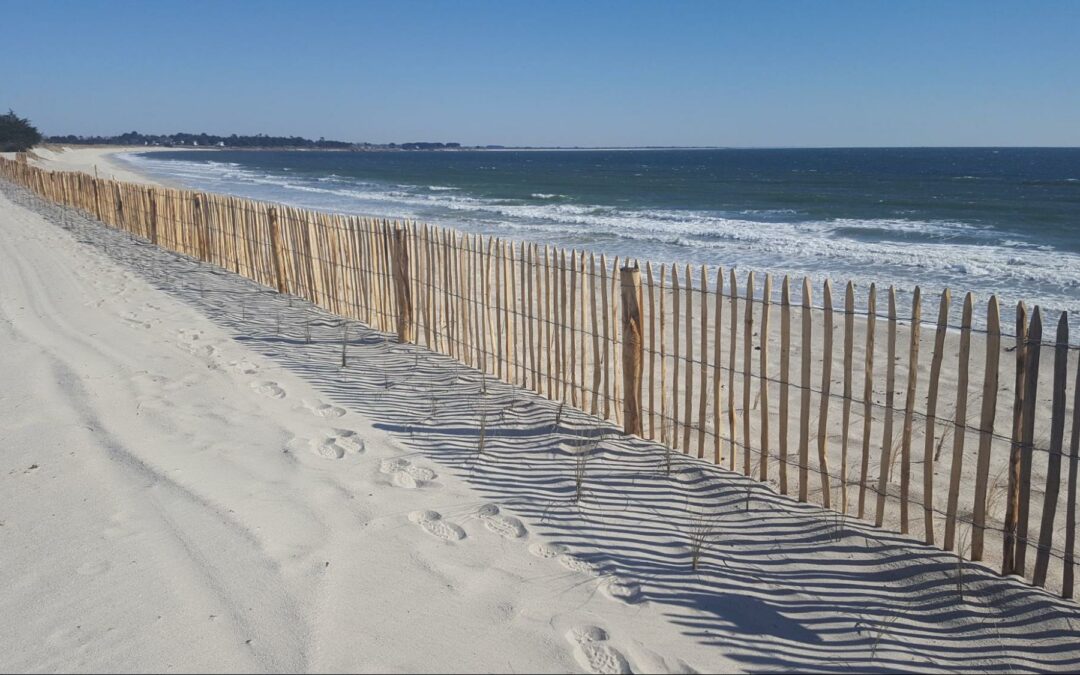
121 147 1080 329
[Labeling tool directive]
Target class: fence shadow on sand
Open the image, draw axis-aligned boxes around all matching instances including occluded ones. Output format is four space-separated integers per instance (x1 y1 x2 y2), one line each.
14 184 1080 673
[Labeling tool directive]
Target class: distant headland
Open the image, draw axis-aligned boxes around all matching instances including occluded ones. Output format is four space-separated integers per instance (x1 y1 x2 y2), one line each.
43 131 726 152
44 131 473 151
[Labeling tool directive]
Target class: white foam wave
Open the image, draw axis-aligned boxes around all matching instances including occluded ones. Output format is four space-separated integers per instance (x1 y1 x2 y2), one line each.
123 152 1080 322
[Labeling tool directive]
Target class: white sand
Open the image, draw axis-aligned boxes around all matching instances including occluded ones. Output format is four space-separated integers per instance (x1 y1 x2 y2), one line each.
10 145 165 185
3 161 1080 672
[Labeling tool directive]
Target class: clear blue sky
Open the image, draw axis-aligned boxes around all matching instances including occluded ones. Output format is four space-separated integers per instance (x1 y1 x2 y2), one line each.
3 0 1078 147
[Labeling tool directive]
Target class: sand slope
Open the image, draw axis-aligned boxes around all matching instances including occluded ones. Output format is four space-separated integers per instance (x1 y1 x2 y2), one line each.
0 185 716 672
11 145 165 185
3 177 1080 673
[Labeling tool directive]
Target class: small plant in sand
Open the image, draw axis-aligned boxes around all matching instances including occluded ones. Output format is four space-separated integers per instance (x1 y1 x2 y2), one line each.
553 401 566 434
821 507 846 542
951 527 973 602
477 402 488 455
685 507 720 571
857 610 904 662
425 392 441 426
572 427 606 503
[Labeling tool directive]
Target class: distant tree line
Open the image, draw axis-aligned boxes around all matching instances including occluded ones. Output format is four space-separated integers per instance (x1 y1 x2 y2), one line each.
44 131 465 151
45 131 355 149
0 110 42 152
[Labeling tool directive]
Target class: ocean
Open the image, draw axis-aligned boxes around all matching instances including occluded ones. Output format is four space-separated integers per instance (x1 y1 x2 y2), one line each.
119 147 1080 327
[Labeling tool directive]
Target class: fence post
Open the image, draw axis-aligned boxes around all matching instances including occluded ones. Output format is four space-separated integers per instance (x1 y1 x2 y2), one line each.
620 265 644 436
393 226 415 343
148 187 159 245
268 206 287 294
92 177 102 221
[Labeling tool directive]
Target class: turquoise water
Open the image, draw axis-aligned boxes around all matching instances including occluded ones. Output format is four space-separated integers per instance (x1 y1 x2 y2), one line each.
121 148 1080 324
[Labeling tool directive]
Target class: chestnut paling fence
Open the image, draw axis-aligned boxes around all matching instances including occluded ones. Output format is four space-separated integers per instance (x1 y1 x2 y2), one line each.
3 154 1079 598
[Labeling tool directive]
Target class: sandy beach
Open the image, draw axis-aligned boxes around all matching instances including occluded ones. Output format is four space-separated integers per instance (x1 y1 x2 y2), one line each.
2 148 1080 672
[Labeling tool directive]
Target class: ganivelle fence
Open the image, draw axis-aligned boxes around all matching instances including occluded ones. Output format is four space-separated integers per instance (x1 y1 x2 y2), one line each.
3 154 1078 598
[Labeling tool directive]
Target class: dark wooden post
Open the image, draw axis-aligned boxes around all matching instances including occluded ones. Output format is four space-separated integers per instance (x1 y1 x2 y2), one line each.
148 187 159 245
268 206 287 294
620 265 644 436
393 227 414 343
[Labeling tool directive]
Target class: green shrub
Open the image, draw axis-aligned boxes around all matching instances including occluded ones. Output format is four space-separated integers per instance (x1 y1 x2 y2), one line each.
0 110 42 152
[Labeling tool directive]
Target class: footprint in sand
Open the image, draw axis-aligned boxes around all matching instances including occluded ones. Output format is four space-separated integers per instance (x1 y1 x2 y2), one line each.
565 626 631 675
600 577 642 604
251 380 287 399
380 458 436 488
529 542 568 559
476 504 527 540
227 360 260 375
559 553 605 577
178 330 219 360
304 400 346 419
328 429 364 454
409 510 466 541
310 430 365 459
530 542 613 579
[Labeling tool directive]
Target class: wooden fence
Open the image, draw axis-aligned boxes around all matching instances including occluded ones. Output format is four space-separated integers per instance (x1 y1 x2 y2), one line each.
3 155 1078 598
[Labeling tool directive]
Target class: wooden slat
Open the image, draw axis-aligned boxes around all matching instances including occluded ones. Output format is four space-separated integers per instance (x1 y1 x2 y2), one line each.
742 271 755 475
922 289 951 544
1015 307 1043 576
600 255 612 418
816 279 834 508
1064 326 1080 598
798 277 813 503
684 264 696 453
527 243 538 390
1004 302 1029 573
659 264 668 445
646 261 656 438
875 287 899 527
509 242 520 384
560 248 570 400
578 252 587 406
697 265 710 459
712 268 724 465
494 239 504 376
971 296 1001 561
728 269 739 471
944 292 974 551
779 276 791 495
620 265 644 436
611 257 622 426
543 245 553 393
840 281 854 513
899 287 922 534
1033 312 1069 587
672 264 682 450
589 252 601 415
858 284 877 519
569 250 579 406
759 274 772 481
